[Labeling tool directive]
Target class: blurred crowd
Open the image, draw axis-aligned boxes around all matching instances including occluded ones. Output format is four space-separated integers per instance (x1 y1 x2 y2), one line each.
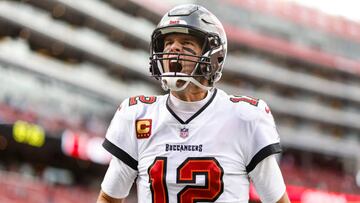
0 99 109 138
281 153 360 194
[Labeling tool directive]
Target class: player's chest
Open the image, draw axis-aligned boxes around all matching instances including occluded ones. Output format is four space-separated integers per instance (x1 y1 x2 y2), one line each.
135 113 243 156
135 115 248 172
134 109 250 202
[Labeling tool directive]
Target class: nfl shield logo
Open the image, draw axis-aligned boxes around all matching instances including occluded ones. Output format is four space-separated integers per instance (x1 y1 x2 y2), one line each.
180 127 189 138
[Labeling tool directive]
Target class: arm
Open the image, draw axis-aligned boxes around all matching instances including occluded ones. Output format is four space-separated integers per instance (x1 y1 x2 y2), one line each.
249 155 290 203
99 101 138 202
277 192 290 203
97 190 125 203
99 158 137 203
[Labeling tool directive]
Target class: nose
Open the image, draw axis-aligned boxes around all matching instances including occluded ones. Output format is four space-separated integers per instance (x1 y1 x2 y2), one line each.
168 40 182 52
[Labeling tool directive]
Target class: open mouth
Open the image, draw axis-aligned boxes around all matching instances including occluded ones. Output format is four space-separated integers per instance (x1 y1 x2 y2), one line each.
169 61 182 72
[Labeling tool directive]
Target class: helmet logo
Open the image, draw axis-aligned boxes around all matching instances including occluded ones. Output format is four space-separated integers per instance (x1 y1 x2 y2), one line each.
170 20 180 24
162 19 188 26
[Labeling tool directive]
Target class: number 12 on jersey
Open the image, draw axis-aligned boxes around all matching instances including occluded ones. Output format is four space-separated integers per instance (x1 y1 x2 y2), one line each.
148 157 224 203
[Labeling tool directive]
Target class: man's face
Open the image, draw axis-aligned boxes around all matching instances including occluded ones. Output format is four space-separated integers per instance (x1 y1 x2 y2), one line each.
162 33 203 75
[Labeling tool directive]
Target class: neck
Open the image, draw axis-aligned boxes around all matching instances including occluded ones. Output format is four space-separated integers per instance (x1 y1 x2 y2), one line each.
170 78 211 101
171 87 208 102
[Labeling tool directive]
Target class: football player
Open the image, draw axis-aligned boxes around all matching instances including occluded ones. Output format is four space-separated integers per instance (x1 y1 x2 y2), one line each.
97 4 290 203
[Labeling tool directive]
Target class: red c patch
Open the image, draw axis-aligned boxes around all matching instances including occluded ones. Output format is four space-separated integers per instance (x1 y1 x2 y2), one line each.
136 119 152 139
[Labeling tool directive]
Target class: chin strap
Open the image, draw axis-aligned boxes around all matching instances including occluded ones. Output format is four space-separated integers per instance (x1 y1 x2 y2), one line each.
161 72 212 91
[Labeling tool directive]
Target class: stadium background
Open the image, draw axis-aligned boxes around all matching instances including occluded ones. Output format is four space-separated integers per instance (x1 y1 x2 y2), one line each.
0 0 360 202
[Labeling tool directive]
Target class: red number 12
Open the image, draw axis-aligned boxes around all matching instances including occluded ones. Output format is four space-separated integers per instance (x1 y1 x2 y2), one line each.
148 157 224 203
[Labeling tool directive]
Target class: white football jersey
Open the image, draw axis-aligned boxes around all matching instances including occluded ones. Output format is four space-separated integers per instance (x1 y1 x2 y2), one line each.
102 88 282 203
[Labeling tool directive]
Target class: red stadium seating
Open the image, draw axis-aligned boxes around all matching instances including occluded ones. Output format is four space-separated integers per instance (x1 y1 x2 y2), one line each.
0 171 97 203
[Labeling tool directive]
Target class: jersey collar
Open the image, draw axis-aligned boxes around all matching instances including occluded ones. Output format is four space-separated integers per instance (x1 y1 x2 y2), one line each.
166 88 218 124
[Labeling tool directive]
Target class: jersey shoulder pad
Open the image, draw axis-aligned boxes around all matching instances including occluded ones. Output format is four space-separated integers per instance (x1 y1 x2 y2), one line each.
229 95 273 121
116 95 161 116
119 95 159 109
127 95 158 107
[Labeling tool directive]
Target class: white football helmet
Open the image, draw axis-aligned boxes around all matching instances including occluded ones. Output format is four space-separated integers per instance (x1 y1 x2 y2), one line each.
149 4 227 91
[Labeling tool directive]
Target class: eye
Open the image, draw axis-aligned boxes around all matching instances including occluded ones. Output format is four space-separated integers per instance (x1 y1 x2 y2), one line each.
183 41 193 46
164 40 172 47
